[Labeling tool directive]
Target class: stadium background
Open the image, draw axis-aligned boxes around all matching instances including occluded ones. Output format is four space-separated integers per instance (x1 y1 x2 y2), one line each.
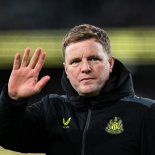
0 0 155 154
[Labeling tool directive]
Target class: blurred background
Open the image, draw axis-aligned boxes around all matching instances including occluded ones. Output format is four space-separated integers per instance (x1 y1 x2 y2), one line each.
0 0 155 154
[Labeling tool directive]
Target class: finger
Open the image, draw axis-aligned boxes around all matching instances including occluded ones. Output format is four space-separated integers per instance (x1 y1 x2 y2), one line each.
34 51 46 73
29 48 42 69
21 48 31 67
34 76 50 93
13 53 21 70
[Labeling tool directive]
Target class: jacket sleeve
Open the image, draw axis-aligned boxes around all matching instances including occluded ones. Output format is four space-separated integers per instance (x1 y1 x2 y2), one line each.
0 86 48 153
140 103 155 155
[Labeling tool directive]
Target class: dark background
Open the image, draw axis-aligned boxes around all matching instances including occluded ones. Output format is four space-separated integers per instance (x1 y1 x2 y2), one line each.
0 0 155 101
0 0 155 29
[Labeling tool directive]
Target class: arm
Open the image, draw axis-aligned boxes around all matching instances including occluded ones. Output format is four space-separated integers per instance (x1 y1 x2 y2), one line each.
0 48 50 153
140 104 155 155
0 86 48 153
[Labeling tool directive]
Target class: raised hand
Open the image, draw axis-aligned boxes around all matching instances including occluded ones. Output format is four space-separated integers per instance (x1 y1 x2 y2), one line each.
8 48 50 100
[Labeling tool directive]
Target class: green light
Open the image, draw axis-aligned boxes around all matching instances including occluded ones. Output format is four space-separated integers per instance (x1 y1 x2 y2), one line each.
0 28 155 68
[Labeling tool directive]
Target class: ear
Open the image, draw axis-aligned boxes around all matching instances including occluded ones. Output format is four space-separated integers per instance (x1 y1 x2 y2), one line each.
63 62 68 76
109 57 115 73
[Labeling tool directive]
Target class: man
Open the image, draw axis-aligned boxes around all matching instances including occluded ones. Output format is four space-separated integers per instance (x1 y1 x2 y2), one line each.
0 24 155 155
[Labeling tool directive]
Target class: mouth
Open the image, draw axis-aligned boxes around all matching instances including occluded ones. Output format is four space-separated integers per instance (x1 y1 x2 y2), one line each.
80 77 95 82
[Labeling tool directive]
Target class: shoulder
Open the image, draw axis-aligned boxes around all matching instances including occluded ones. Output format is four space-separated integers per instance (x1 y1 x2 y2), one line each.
40 93 67 104
41 94 68 109
120 95 155 124
47 94 67 102
40 94 73 116
121 95 155 108
27 94 68 115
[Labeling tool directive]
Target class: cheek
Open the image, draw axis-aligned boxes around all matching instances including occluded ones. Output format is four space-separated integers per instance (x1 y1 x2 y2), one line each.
96 64 111 77
67 68 79 82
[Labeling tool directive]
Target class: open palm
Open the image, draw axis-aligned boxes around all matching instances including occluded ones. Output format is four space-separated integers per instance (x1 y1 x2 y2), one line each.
8 48 50 100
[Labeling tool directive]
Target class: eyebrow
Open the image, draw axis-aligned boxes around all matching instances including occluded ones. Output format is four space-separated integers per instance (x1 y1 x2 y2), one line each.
88 55 99 58
69 57 81 63
69 54 101 61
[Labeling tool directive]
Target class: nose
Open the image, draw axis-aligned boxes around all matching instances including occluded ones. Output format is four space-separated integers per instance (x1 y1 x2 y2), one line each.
81 61 91 73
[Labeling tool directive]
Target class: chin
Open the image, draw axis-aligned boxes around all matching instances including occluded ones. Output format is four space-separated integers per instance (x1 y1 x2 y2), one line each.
79 89 100 97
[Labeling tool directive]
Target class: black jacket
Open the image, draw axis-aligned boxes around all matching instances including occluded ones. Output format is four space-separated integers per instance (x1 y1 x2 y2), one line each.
0 60 155 155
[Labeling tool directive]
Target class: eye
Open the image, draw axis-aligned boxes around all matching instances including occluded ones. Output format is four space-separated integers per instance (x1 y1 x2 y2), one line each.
88 56 100 61
70 58 81 65
91 57 98 61
72 60 79 64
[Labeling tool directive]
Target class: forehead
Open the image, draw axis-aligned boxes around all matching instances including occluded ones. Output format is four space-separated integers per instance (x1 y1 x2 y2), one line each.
65 39 105 57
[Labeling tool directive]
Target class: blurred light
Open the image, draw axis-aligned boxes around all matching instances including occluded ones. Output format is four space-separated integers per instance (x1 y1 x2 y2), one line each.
0 27 155 68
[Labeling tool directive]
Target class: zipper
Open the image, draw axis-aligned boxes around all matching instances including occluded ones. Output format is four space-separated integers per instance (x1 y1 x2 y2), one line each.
81 108 92 155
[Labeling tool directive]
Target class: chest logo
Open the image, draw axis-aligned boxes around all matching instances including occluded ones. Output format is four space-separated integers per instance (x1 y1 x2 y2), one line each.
105 117 124 134
62 117 71 128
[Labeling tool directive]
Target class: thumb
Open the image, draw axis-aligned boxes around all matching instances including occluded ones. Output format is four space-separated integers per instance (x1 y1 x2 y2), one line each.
34 76 50 93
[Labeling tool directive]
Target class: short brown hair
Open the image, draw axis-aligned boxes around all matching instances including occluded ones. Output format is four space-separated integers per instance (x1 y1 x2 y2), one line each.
62 24 111 59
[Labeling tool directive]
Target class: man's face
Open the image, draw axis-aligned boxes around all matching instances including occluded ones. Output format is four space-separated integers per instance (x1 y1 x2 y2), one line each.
64 39 114 96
